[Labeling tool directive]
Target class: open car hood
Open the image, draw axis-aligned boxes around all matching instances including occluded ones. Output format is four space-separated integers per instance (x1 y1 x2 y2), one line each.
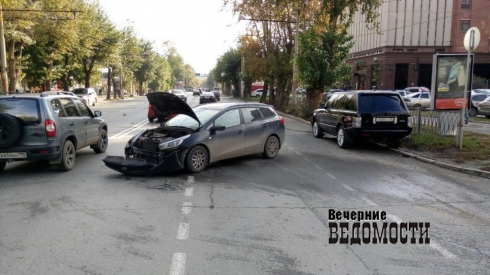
147 92 200 124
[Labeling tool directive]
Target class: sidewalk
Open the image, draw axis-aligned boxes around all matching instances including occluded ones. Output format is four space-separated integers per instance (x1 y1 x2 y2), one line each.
277 111 490 179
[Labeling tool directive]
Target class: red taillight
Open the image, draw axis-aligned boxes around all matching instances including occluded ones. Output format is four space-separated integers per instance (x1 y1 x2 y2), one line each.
45 119 56 137
278 117 285 125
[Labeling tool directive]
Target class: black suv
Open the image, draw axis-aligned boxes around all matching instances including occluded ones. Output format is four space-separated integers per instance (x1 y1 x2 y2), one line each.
0 92 108 172
311 90 412 148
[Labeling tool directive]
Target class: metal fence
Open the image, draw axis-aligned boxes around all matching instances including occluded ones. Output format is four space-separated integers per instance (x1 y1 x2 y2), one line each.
412 109 461 136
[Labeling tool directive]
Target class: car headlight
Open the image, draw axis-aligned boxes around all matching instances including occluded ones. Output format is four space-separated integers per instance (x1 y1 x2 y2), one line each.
407 116 413 128
158 134 191 150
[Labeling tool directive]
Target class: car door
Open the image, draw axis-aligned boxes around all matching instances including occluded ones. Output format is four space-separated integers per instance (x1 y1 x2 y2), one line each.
317 93 340 135
420 93 430 107
241 107 269 154
73 98 100 146
59 98 87 149
209 108 245 161
324 93 345 135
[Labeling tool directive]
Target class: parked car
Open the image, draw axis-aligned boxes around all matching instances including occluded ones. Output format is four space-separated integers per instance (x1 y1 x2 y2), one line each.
72 87 98 106
397 90 412 97
312 90 412 148
404 86 430 93
0 92 108 172
199 91 217 104
403 91 431 109
320 89 342 108
251 89 264 97
477 96 490 118
472 89 490 96
102 92 285 175
471 94 490 116
171 89 188 102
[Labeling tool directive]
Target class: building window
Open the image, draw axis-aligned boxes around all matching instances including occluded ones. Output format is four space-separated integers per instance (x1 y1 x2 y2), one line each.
460 20 470 32
461 0 471 9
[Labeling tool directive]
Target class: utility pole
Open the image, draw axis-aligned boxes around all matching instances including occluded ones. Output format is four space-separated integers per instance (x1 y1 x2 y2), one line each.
0 7 8 94
291 6 300 107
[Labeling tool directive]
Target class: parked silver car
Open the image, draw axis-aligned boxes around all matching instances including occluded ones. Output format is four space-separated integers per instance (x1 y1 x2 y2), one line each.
72 87 98 106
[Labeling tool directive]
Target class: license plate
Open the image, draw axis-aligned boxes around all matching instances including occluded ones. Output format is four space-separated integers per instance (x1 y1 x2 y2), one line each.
375 117 394 122
0 152 27 159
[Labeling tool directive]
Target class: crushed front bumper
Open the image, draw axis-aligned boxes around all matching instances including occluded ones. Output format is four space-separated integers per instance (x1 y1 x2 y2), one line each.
103 150 184 175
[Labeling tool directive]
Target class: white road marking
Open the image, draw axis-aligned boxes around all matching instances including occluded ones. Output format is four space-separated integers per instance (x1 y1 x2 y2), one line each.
181 202 192 215
361 197 378 206
176 223 190 240
287 146 294 150
387 215 456 259
314 164 322 170
341 184 355 191
304 158 311 162
430 242 457 259
184 187 194 197
109 119 148 140
169 253 186 275
187 176 195 183
295 151 302 156
326 173 336 179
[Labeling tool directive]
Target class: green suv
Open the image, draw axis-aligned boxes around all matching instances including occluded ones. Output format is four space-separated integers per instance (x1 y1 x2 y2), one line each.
0 91 108 172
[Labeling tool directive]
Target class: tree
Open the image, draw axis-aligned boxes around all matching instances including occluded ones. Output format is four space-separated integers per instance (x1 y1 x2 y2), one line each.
213 49 241 98
134 39 156 95
148 54 172 92
165 45 185 88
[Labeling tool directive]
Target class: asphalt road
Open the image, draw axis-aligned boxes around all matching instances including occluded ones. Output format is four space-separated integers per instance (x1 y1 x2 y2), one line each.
1 93 489 275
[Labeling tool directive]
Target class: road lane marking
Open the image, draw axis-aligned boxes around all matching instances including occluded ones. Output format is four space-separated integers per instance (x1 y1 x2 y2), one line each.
387 215 457 259
430 242 457 259
304 158 311 162
361 197 378 206
181 202 192 215
109 119 148 139
295 151 302 156
287 146 294 150
184 187 193 197
341 184 355 191
176 223 190 240
169 253 186 275
187 176 195 183
326 173 336 179
314 164 322 170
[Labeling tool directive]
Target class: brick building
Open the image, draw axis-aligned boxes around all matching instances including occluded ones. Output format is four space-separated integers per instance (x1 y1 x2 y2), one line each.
346 0 490 90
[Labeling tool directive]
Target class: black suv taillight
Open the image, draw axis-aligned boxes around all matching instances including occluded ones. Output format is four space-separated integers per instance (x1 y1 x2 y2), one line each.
45 119 56 137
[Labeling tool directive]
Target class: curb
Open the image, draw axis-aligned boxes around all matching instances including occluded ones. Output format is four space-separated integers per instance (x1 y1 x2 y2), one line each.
277 111 490 179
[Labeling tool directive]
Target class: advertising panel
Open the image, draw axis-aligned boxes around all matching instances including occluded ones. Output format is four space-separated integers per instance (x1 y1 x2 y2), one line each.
430 54 473 110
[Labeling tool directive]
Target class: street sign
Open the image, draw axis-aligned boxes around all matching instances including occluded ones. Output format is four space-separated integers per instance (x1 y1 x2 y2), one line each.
463 27 480 52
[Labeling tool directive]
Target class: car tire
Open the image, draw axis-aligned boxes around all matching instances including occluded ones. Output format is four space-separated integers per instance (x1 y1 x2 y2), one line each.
312 120 323 138
0 113 23 148
263 135 280 159
469 107 478 117
93 98 97 106
413 104 421 109
93 129 108 153
60 140 76 171
337 126 350 149
149 118 154 123
486 115 490 118
185 145 207 173
0 161 6 172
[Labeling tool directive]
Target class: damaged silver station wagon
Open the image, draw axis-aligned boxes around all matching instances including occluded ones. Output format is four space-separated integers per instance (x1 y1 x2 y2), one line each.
103 92 286 175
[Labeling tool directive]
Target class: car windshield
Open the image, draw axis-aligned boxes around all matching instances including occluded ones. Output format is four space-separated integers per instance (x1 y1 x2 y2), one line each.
165 108 221 130
72 89 87 95
358 94 408 112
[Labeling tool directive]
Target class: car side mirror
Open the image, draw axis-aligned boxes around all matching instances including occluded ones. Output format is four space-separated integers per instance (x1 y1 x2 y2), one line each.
211 125 226 132
94 110 102 117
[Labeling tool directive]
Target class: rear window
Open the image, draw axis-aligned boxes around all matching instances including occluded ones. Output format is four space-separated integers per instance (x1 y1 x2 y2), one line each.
259 107 276 118
72 88 87 95
0 98 40 125
358 94 407 113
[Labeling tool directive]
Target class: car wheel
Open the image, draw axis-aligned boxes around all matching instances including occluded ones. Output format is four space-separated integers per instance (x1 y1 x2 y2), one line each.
185 145 207 173
413 104 421 109
149 118 154 123
337 126 350 149
263 135 280 159
0 162 6 172
93 98 97 106
469 107 478 117
60 140 76 171
486 115 490 118
93 129 108 153
312 120 323 138
0 113 23 148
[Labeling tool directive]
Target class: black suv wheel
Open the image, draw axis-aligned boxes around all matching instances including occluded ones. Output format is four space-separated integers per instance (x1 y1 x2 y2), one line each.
0 113 23 148
337 126 351 149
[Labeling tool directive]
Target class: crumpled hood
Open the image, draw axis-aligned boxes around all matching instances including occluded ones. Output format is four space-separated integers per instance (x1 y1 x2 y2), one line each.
147 92 200 124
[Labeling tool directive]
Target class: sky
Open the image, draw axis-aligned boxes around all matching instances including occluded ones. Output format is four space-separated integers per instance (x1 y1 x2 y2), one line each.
98 0 246 75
